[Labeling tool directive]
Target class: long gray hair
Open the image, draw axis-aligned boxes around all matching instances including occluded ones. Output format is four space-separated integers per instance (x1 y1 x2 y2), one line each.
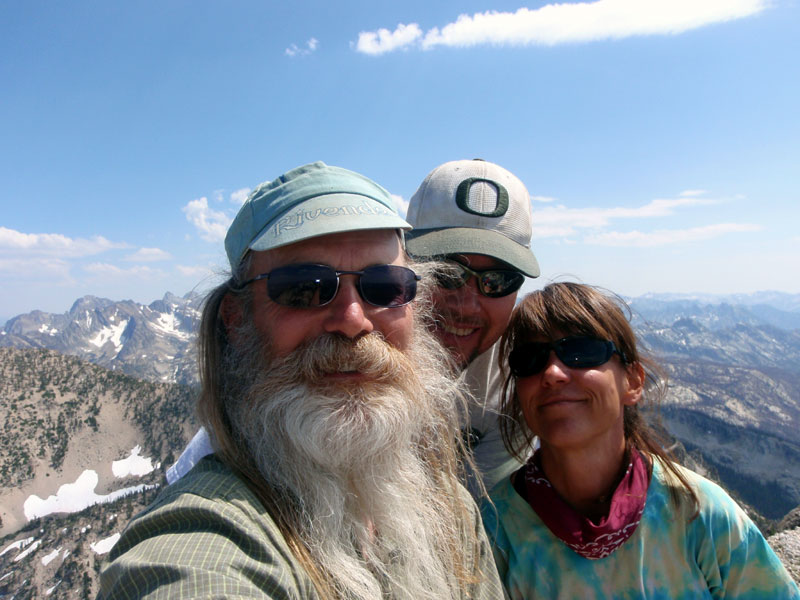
196 255 485 598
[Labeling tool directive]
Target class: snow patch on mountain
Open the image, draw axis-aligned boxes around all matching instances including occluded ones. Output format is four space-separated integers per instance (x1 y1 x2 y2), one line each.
90 532 121 555
46 581 61 595
38 324 58 336
23 470 157 521
89 320 128 353
13 539 41 562
152 312 190 340
0 537 35 558
112 445 159 478
40 547 61 566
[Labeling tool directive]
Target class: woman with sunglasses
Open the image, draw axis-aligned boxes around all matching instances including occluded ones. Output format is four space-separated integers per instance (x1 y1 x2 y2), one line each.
482 282 799 599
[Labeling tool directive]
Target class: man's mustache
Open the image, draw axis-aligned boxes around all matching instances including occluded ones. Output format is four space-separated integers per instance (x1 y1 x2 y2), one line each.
268 332 413 387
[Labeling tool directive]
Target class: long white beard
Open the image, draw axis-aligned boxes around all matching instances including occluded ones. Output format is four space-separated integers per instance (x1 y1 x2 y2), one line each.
226 329 466 600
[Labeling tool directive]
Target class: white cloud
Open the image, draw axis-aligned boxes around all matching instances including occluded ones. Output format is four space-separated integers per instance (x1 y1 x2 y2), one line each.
182 197 232 242
230 188 250 204
124 247 171 262
176 264 215 278
355 0 766 54
0 226 127 257
618 195 722 217
286 37 320 57
83 263 165 279
533 194 724 237
0 257 74 283
392 194 409 218
355 23 423 55
532 195 557 203
585 223 763 247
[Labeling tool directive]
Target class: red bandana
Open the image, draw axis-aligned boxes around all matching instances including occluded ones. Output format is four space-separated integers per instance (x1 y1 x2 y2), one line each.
514 448 650 560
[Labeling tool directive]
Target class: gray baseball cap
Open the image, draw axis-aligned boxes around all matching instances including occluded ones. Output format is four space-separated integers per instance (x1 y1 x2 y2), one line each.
405 159 539 277
225 162 411 270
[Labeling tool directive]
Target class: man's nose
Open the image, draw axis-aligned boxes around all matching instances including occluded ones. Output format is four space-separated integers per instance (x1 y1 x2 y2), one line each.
322 277 374 338
446 277 482 311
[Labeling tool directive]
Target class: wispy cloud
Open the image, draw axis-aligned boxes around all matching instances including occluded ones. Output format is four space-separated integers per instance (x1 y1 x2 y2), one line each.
533 194 722 236
125 247 172 262
182 186 250 242
530 191 761 247
286 37 319 57
0 227 128 257
176 264 215 278
0 257 74 282
83 263 166 279
355 0 767 54
182 197 232 243
392 194 410 218
679 189 709 197
585 223 763 247
611 196 722 218
230 188 250 204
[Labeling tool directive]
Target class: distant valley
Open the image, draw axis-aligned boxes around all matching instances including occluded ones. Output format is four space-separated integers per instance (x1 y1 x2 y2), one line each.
0 347 197 597
630 294 800 520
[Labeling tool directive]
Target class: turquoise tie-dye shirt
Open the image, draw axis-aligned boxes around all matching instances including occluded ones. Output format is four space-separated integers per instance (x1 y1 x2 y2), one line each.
482 460 799 599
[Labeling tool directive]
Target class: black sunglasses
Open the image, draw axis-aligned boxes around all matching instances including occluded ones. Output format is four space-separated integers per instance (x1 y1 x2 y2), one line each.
435 260 524 298
508 336 623 377
237 263 421 308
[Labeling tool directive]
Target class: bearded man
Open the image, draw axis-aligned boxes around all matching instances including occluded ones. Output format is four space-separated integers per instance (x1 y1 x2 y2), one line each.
98 162 504 600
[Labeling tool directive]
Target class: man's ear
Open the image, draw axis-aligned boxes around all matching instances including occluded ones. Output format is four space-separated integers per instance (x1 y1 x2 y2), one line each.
219 292 244 342
622 362 645 406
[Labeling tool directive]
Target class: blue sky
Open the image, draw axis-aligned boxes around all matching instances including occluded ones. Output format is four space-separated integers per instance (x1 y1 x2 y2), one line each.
2 0 799 323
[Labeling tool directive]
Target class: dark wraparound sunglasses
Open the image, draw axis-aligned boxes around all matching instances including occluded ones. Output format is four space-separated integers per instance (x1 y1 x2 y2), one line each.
237 263 421 308
508 336 624 377
435 260 524 298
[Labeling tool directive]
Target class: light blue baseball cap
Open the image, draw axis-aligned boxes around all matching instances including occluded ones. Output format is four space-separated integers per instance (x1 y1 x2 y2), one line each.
225 162 411 270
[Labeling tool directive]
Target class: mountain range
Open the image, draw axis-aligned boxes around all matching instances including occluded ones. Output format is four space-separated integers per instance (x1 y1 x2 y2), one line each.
4 290 800 382
631 294 800 521
0 292 202 385
1 290 798 595
2 290 799 515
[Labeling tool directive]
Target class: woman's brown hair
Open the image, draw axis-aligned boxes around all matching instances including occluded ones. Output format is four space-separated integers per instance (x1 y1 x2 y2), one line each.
498 281 698 515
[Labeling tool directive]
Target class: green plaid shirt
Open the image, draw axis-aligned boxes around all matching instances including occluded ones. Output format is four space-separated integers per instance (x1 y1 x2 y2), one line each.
98 455 505 599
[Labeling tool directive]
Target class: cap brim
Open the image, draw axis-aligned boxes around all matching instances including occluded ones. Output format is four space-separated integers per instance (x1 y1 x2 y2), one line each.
406 227 540 277
249 193 411 252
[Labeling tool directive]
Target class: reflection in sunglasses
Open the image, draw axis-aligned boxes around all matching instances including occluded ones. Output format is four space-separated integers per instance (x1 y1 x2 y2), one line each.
436 260 524 298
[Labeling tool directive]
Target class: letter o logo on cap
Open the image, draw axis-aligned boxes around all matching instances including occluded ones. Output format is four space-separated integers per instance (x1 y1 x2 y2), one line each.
455 178 509 218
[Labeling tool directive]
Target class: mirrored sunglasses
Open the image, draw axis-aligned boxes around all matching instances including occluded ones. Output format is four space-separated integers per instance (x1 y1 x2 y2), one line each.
238 263 421 308
435 260 524 298
508 336 623 377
